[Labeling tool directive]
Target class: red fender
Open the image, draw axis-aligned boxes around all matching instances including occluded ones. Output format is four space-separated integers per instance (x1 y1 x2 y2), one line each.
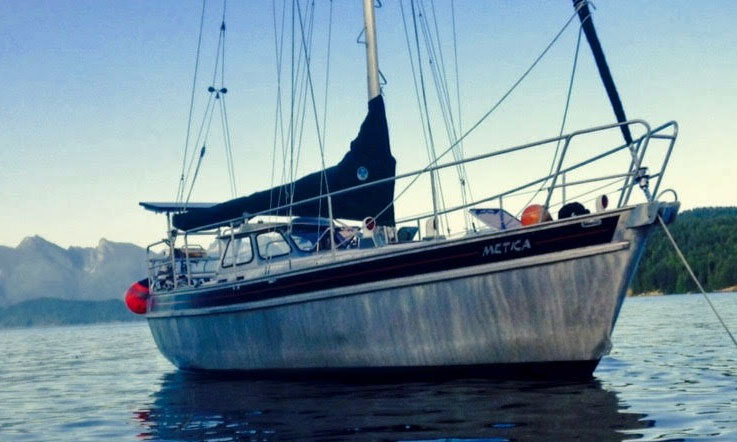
125 279 150 314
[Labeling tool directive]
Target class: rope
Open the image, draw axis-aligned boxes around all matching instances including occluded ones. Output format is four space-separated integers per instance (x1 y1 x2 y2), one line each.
657 215 737 348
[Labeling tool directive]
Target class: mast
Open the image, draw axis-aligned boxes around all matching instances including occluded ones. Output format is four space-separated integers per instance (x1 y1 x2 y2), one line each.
362 0 381 100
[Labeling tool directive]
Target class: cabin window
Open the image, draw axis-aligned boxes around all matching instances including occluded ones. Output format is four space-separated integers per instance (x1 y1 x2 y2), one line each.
256 231 291 259
221 237 253 267
290 226 330 252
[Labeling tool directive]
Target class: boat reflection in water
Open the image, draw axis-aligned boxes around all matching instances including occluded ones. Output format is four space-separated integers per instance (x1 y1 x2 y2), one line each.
134 371 650 441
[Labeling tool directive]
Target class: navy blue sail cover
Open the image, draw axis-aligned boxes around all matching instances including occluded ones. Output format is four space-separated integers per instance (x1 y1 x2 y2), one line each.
573 0 632 145
173 96 396 231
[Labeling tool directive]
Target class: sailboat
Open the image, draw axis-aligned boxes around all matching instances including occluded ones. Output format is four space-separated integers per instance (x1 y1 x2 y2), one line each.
127 0 680 377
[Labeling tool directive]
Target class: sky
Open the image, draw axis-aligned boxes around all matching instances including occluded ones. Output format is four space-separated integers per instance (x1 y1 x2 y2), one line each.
1 0 736 249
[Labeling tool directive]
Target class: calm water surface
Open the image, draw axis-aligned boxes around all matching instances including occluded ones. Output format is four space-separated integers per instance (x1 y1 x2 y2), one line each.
1 294 736 441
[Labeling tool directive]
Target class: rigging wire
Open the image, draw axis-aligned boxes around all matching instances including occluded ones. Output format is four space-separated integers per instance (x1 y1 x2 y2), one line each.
219 0 237 198
294 0 330 192
282 0 313 212
399 0 467 232
418 0 470 230
399 1 432 175
288 0 296 207
269 0 283 206
270 0 316 218
219 93 237 198
315 0 334 237
415 1 455 232
294 0 338 253
181 93 217 206
421 2 461 160
373 1 588 224
450 0 473 205
270 0 289 212
198 0 237 199
435 0 473 207
409 0 447 235
429 1 588 169
292 0 337 252
517 22 585 217
176 0 207 204
285 0 317 217
179 0 236 205
185 93 219 205
185 146 207 205
289 1 317 204
417 0 474 228
321 0 333 144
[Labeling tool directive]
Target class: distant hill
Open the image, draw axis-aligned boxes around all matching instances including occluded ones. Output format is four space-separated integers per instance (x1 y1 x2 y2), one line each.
0 236 147 308
0 298 143 328
0 236 148 328
632 207 737 294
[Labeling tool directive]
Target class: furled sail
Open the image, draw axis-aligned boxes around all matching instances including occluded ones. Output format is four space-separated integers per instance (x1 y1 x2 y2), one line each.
173 95 396 231
573 0 633 145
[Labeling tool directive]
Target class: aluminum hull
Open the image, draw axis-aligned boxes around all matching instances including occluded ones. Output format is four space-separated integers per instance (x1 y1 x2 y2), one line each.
146 203 674 374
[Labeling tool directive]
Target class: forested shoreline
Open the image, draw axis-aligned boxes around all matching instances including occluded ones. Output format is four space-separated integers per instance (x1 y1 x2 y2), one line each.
632 207 737 295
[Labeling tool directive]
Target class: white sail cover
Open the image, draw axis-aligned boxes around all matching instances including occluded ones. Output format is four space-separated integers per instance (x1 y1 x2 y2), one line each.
469 208 521 231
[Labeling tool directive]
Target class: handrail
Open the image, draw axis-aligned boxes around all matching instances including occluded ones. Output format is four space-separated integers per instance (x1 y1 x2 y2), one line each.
179 119 664 234
147 118 678 292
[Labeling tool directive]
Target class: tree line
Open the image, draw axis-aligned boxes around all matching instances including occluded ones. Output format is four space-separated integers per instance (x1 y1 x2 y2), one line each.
632 207 737 294
0 298 143 328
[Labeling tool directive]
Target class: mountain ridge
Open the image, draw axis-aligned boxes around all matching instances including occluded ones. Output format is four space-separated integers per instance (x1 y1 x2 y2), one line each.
0 235 147 307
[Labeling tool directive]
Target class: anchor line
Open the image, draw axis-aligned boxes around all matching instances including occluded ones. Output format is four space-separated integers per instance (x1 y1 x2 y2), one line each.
657 215 737 348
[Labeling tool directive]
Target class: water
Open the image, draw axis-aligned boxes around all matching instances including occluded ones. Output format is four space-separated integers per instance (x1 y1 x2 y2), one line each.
1 294 736 442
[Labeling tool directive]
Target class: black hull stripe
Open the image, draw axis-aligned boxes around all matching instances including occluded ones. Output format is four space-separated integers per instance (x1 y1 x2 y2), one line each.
150 215 619 313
